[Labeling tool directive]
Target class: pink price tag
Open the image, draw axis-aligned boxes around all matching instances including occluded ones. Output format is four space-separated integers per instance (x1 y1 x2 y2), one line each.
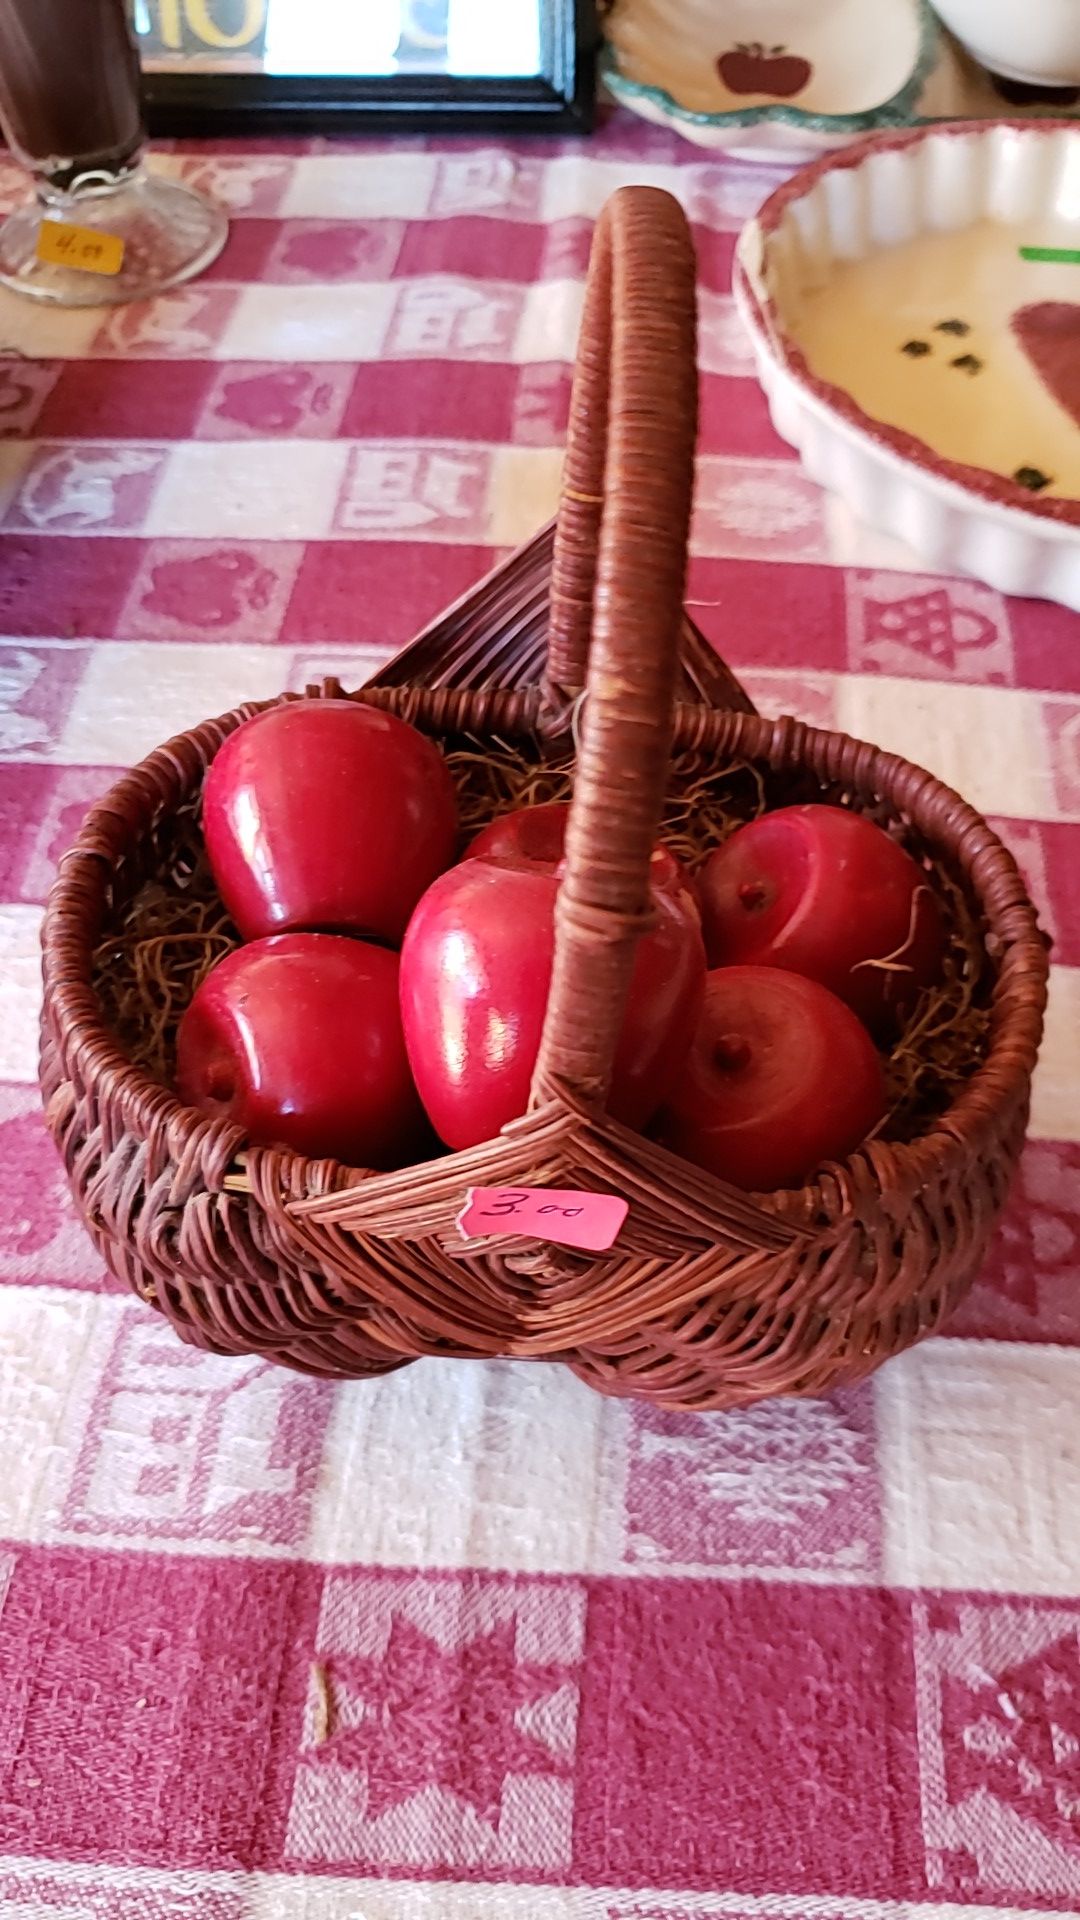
457 1186 629 1253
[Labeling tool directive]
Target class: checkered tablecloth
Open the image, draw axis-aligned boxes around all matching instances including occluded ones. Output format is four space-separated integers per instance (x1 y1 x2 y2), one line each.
0 108 1078 1920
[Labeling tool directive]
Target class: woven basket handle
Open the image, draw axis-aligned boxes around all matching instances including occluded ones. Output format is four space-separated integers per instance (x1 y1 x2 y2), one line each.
530 186 698 1116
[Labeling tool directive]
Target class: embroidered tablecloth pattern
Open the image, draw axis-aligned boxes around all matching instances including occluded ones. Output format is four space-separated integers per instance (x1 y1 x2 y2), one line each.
0 114 1078 1920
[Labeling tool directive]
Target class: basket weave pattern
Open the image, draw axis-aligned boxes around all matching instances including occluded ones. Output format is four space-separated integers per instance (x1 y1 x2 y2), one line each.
39 190 1047 1410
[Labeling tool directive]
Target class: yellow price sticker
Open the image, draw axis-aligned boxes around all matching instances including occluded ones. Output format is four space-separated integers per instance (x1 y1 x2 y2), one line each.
36 219 125 276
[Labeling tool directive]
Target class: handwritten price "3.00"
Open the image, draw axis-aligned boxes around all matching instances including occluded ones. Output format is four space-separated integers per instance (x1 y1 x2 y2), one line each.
456 1186 629 1253
479 1190 585 1222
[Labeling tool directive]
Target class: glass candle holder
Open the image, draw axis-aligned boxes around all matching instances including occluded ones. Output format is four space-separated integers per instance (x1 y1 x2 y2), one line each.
0 0 227 305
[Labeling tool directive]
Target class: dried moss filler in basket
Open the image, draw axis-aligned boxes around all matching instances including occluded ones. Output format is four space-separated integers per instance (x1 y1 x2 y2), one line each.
699 804 944 1032
202 698 458 946
659 966 887 1192
177 933 429 1168
399 850 706 1151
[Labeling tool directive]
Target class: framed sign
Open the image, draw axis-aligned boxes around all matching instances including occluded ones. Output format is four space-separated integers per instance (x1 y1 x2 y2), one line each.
136 0 597 135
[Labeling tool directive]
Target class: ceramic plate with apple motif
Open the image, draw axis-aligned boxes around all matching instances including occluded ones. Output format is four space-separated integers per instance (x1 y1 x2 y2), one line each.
602 0 938 158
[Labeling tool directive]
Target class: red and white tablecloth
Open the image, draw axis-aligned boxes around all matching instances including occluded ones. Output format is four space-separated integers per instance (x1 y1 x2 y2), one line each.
0 109 1078 1920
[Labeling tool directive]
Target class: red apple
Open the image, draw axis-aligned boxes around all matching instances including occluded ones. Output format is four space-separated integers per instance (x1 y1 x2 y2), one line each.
202 699 457 944
467 802 699 915
698 804 944 1031
399 855 706 1150
659 966 886 1191
467 801 571 868
717 42 812 98
177 933 428 1168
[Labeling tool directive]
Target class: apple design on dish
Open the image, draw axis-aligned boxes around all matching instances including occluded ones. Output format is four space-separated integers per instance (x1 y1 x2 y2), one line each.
1012 302 1080 430
717 43 812 99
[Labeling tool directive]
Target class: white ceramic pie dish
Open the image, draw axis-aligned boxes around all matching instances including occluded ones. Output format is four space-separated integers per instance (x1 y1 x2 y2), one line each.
733 120 1080 609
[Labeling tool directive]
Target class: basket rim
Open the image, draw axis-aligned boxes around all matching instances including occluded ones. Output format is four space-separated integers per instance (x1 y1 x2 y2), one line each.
40 682 1049 1232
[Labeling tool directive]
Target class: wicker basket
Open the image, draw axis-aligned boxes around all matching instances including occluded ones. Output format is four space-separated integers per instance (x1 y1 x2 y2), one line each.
39 187 1047 1411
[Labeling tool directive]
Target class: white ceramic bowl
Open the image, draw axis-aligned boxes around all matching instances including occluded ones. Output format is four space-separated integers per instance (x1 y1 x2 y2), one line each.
930 0 1080 89
602 0 939 160
733 120 1080 609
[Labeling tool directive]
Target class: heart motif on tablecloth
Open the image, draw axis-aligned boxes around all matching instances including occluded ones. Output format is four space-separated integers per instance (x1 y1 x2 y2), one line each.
1012 302 1080 428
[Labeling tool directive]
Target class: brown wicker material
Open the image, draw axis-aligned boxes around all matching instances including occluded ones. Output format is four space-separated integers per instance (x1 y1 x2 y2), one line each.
39 187 1048 1411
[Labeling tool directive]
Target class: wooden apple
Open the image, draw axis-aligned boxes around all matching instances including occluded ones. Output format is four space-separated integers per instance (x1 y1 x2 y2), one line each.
466 801 571 868
202 699 458 945
698 804 944 1031
177 933 428 1169
467 802 699 914
399 854 706 1150
717 42 812 98
659 966 886 1191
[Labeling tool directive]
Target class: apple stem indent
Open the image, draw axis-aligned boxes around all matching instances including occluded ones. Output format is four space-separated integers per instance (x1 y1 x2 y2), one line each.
713 1032 752 1074
206 1063 236 1105
737 879 769 912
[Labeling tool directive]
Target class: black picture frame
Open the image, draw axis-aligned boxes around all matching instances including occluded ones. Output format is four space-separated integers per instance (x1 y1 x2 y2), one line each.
141 1 597 137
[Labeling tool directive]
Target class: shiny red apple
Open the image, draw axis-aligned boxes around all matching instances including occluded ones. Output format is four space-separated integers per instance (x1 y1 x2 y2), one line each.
467 801 570 867
698 804 944 1031
399 855 706 1150
177 933 428 1168
202 699 457 944
717 42 812 97
467 802 698 914
659 966 886 1191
